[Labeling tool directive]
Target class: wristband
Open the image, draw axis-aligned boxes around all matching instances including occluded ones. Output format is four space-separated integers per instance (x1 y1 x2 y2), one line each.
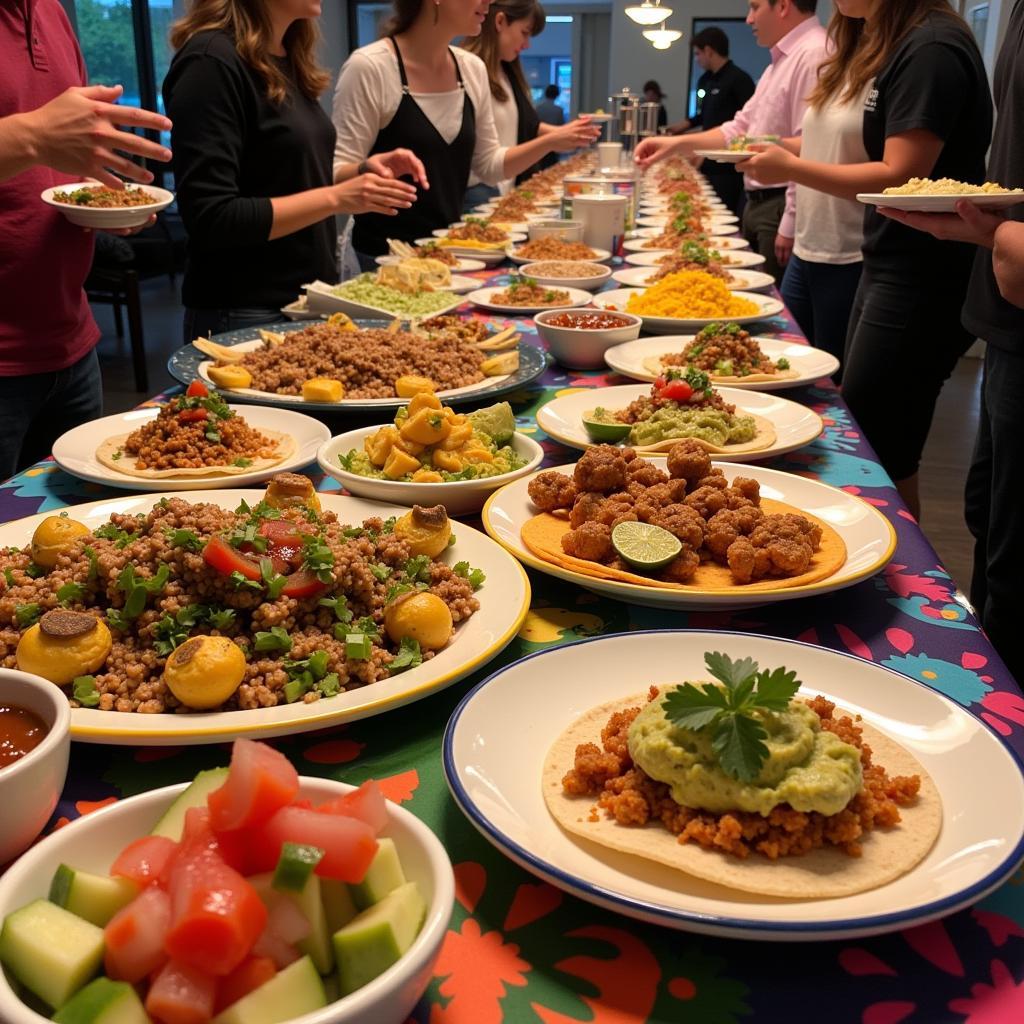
357 160 371 176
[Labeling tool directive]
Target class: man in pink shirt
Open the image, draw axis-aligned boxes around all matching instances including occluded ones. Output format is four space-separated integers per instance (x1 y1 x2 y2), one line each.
0 0 171 478
635 0 828 283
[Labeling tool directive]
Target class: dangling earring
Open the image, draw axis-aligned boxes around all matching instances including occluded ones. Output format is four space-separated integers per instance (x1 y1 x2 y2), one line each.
433 0 440 25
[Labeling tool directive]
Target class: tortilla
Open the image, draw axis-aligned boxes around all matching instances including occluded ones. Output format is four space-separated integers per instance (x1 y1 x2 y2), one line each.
543 693 942 899
521 496 846 593
642 354 800 385
583 408 777 455
96 430 295 479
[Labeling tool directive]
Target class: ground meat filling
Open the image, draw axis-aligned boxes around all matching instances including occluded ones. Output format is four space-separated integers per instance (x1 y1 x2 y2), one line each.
562 688 922 860
660 327 781 378
237 323 486 398
489 283 572 307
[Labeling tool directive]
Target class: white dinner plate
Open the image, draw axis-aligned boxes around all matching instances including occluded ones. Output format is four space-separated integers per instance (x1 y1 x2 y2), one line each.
465 285 594 315
508 245 612 266
482 459 895 610
624 249 766 269
604 334 840 389
536 384 821 460
624 236 750 253
635 225 736 240
0 490 530 744
52 405 331 491
693 149 754 163
444 630 1024 940
612 266 776 292
592 287 784 332
375 254 487 273
636 214 739 228
857 191 1024 212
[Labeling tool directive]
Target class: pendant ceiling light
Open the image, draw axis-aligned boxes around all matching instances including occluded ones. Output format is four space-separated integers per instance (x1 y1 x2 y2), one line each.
625 1 672 27
643 24 682 48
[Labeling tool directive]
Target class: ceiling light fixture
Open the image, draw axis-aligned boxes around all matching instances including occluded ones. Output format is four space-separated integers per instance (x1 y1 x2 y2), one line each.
625 1 672 27
643 25 682 48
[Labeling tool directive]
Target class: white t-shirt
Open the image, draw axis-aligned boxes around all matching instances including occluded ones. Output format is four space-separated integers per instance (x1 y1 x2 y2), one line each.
466 61 517 194
793 86 870 265
332 38 507 188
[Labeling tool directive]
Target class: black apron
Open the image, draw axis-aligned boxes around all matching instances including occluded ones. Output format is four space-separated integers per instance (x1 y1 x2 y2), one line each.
504 62 543 184
352 38 477 258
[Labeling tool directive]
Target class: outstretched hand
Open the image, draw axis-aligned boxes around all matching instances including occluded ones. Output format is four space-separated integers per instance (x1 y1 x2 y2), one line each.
877 199 1005 249
365 149 430 191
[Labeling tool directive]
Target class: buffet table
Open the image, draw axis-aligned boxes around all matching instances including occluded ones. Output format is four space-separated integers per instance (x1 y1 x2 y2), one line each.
3 294 1022 1024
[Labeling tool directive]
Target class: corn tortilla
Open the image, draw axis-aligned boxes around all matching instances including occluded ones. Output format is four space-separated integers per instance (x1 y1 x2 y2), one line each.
521 497 846 592
641 354 800 385
543 693 942 899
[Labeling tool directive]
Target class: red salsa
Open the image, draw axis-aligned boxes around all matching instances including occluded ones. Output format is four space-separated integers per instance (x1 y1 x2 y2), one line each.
544 312 633 330
0 704 47 769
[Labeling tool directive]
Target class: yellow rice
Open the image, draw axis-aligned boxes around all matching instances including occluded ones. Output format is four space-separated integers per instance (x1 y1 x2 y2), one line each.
625 270 759 319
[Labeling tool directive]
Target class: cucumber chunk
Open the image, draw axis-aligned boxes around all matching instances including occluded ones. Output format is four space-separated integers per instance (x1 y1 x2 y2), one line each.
271 843 323 893
52 977 149 1024
349 837 405 911
211 955 326 1024
333 881 426 996
0 899 104 1008
49 866 138 927
150 766 229 841
321 878 357 934
251 872 334 975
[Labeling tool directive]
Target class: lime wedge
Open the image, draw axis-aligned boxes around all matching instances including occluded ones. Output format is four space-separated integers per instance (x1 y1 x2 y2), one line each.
467 401 516 445
611 521 682 570
582 411 632 443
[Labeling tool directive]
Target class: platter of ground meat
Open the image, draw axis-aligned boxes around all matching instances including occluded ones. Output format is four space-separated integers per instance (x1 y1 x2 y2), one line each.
442 630 1024 939
167 317 547 413
0 480 529 743
481 442 895 610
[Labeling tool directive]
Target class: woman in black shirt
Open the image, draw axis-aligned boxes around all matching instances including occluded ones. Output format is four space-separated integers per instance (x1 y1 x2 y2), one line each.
738 0 992 518
165 0 425 340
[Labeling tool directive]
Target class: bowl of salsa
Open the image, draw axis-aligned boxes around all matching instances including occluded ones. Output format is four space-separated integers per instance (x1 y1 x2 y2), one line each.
0 670 70 865
534 308 643 370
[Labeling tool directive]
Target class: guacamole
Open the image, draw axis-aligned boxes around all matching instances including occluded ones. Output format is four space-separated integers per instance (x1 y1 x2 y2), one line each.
627 691 863 816
625 405 757 448
345 436 525 482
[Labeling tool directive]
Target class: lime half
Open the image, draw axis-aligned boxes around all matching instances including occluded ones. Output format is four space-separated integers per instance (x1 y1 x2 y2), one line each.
611 521 682 570
582 410 632 443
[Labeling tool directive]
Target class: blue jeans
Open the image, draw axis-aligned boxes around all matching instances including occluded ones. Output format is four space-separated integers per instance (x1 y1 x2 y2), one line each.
0 347 102 478
183 307 285 345
780 254 863 377
462 183 499 213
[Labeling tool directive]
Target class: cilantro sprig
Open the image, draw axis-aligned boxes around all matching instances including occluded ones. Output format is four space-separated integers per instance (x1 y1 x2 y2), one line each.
662 652 801 782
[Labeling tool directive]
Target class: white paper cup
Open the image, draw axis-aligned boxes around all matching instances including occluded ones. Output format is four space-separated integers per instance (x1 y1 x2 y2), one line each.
528 219 585 242
571 194 627 256
597 142 623 169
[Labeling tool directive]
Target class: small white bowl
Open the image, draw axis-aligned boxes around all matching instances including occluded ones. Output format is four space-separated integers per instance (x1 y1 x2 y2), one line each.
318 429 544 517
534 308 643 370
527 219 584 243
0 776 454 1024
40 183 174 229
519 261 612 291
0 669 71 866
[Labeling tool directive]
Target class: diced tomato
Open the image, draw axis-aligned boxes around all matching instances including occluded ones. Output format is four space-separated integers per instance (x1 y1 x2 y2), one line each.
250 805 378 882
104 886 171 983
165 847 267 976
178 408 209 423
145 959 217 1024
185 380 209 398
111 834 178 888
214 956 277 1015
657 379 693 403
279 568 327 600
207 738 299 833
180 806 253 875
258 519 308 572
318 780 388 834
202 535 261 580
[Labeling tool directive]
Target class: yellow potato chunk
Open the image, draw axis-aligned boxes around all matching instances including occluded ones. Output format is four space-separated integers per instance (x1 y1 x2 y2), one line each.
206 365 253 389
411 469 444 483
30 516 90 570
462 447 494 464
395 375 436 398
364 426 399 467
431 449 463 473
407 392 443 416
264 473 321 513
163 635 246 710
383 448 422 480
17 611 112 685
384 592 453 651
439 424 474 451
395 505 451 557
442 409 467 425
302 377 345 402
400 409 451 446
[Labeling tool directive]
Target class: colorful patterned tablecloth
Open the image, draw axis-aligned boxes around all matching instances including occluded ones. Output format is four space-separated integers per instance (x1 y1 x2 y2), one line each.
3 300 1023 1024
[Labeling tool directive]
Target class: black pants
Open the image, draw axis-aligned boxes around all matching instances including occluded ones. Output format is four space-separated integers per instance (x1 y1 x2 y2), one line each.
842 255 975 482
702 166 745 217
741 193 786 284
182 307 284 345
965 342 1024 686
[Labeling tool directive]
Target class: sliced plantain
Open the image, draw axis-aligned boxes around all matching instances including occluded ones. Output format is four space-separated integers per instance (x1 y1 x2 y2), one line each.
257 328 287 348
192 337 246 364
481 350 520 375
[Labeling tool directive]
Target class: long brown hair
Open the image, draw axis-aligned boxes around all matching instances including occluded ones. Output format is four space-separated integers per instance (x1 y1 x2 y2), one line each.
461 0 546 102
810 0 966 107
170 0 329 105
383 0 421 36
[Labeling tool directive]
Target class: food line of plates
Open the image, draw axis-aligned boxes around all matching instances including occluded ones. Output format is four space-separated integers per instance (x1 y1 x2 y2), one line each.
2 155 1022 1024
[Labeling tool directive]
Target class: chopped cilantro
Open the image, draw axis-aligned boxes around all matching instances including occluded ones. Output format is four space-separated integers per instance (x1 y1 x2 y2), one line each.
345 633 373 660
164 528 203 552
453 561 486 590
316 672 341 698
319 595 353 624
388 636 423 673
260 557 288 600
83 546 98 581
369 563 391 582
72 675 101 707
14 602 41 627
254 625 292 653
111 449 123 461
229 569 262 591
232 457 253 468
93 522 133 548
301 534 335 584
777 358 790 370
56 581 85 606
24 563 45 579
3 568 15 588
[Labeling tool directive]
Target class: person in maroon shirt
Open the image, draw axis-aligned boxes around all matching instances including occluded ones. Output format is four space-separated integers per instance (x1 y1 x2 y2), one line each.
0 0 172 478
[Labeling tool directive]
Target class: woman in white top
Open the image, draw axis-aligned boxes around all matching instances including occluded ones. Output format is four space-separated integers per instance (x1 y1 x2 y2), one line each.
777 83 870 370
332 0 595 265
460 0 598 206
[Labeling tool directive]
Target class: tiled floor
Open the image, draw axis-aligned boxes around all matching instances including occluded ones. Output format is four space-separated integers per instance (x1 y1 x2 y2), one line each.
91 278 983 597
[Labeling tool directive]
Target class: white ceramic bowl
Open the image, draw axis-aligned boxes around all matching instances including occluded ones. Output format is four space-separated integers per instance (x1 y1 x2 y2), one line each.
527 219 584 242
518 261 612 291
0 776 454 1024
534 308 643 370
0 670 71 866
40 183 174 229
317 428 544 517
